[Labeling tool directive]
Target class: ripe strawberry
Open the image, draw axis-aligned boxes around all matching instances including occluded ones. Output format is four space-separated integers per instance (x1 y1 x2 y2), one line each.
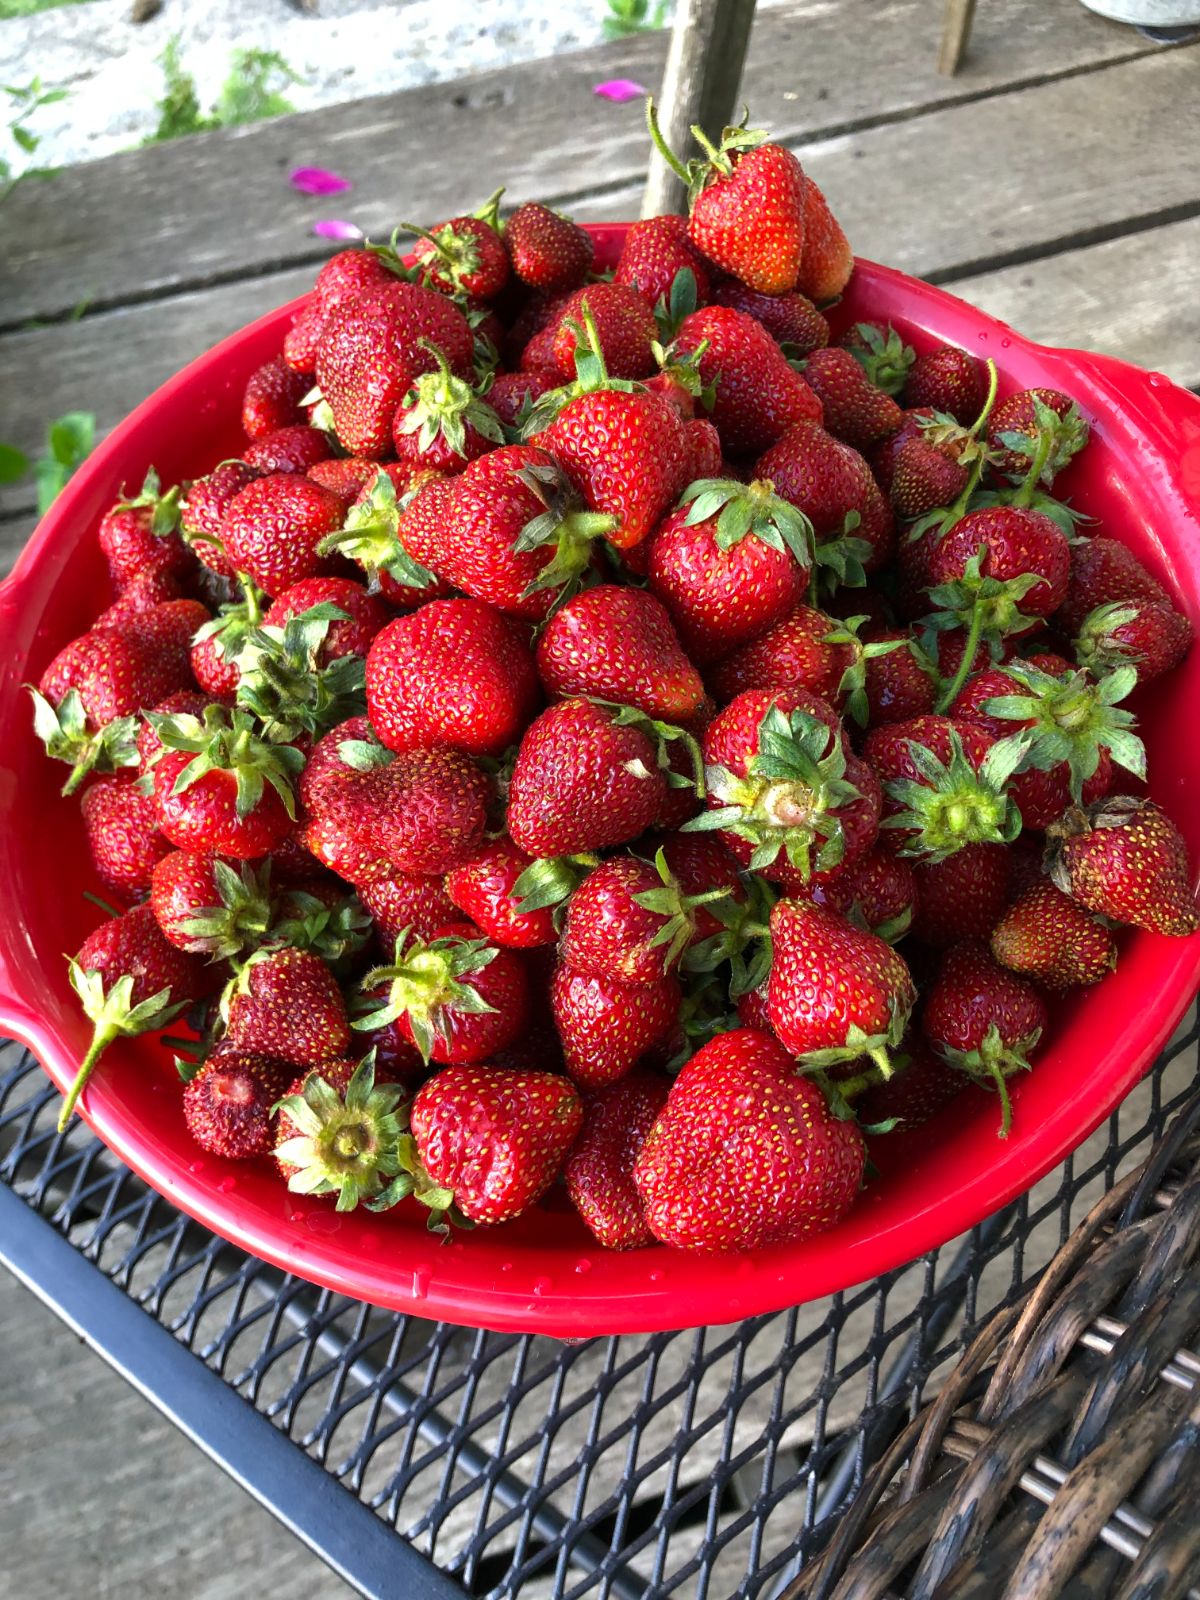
220 473 343 597
560 852 724 983
274 1054 409 1210
646 478 812 664
921 942 1048 1135
243 425 333 476
111 598 210 671
767 899 915 1071
699 689 880 884
150 850 272 957
507 697 680 857
297 714 379 816
712 278 829 355
1074 598 1191 684
871 407 937 496
707 602 853 704
136 690 210 776
505 202 594 293
356 925 529 1064
673 306 823 456
1059 536 1170 635
536 584 703 722
487 366 561 428
242 358 310 440
406 199 510 300
445 838 561 948
405 1063 583 1225
282 304 325 376
797 176 853 302
614 215 711 306
656 831 746 942
265 577 388 662
305 456 380 505
856 628 938 726
890 434 970 520
225 946 349 1066
315 280 474 457
322 747 492 877
853 1036 965 1131
839 322 915 396
991 879 1116 990
357 871 459 946
903 346 986 425
366 597 540 758
801 348 902 452
864 714 1018 859
80 774 171 900
543 384 692 553
60 904 211 1127
145 704 303 858
99 469 192 589
189 583 260 699
551 961 681 1088
546 283 659 381
96 567 184 620
755 420 893 583
987 387 1088 488
633 1027 865 1252
180 461 259 578
312 247 397 313
183 1049 292 1159
318 467 450 609
683 416 723 480
811 844 916 943
391 343 505 471
1046 795 1199 936
564 1071 669 1250
910 842 1011 947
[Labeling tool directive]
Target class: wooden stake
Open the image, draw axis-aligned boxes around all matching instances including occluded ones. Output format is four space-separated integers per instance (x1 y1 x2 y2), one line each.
938 0 978 77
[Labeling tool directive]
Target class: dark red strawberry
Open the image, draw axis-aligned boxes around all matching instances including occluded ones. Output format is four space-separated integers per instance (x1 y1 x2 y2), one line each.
264 576 388 662
546 283 659 381
646 478 812 664
991 879 1117 990
812 844 916 943
242 358 311 440
183 1049 293 1159
81 775 171 900
357 871 459 946
683 416 723 480
564 1071 669 1250
487 367 561 428
910 842 1011 947
404 1063 583 1225
1059 536 1170 635
445 839 561 948
656 831 746 943
801 347 902 452
305 456 382 505
221 473 344 597
755 420 893 585
614 215 712 307
632 1027 865 1252
903 345 986 425
560 852 728 984
707 602 854 705
856 628 938 727
890 434 971 520
797 176 853 302
921 941 1048 1135
536 584 704 722
505 202 594 293
311 247 397 314
225 947 350 1067
366 597 540 758
987 387 1088 488
322 748 492 877
405 198 510 300
356 925 529 1064
180 461 259 578
1074 598 1191 684
673 306 823 456
99 468 192 589
60 904 211 1127
713 278 829 355
551 961 681 1089
244 425 333 476
282 304 325 376
1046 795 1199 937
864 714 1019 860
853 1036 965 1131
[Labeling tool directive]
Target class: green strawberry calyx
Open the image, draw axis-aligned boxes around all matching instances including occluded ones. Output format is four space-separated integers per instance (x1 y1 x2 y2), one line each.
519 301 641 436
396 339 506 460
191 574 266 674
145 703 304 822
175 858 274 960
883 729 1023 862
397 210 491 294
269 888 373 969
685 705 862 878
650 331 715 410
367 1133 476 1236
797 1002 912 1081
113 466 183 539
353 928 499 1063
512 458 619 605
29 686 140 796
273 1052 410 1213
845 323 915 396
999 394 1089 498
830 615 924 729
904 361 1001 545
809 509 874 598
982 660 1145 804
630 846 741 975
60 960 188 1130
1073 600 1147 677
235 601 368 744
511 852 599 917
317 469 438 592
935 1022 1042 1139
926 550 1047 711
593 699 707 797
682 476 814 571
653 266 702 344
683 869 776 998
644 97 770 206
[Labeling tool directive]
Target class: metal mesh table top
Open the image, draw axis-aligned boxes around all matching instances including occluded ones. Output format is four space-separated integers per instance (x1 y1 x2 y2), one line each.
2 1021 1197 1600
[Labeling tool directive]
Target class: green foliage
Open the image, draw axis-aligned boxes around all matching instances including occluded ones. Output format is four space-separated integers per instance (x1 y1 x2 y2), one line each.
0 0 90 16
147 37 299 144
603 0 668 39
1 76 67 193
0 411 95 513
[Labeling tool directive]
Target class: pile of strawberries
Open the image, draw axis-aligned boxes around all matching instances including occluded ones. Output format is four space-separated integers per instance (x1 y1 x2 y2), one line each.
34 106 1199 1256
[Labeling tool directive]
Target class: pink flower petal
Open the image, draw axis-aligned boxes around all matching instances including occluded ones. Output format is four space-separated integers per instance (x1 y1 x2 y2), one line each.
312 218 363 241
290 166 353 196
593 79 647 103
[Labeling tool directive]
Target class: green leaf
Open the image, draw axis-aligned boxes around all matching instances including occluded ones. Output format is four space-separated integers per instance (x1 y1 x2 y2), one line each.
0 442 29 483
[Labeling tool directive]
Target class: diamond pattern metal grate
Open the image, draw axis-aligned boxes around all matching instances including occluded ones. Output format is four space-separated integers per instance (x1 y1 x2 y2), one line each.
2 1021 1197 1600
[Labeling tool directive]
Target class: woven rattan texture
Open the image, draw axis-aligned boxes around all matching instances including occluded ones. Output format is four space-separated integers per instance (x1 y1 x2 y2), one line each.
2 1019 1197 1600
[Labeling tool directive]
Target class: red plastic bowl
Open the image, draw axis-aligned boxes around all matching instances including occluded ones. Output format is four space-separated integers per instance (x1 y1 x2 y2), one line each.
3 226 1200 1336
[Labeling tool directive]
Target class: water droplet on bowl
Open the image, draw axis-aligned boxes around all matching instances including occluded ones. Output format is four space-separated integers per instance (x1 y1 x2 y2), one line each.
574 1258 592 1274
648 1268 665 1283
305 1211 341 1235
499 1261 514 1273
288 1209 306 1224
1000 337 1011 348
533 1276 552 1296
188 1160 206 1175
412 1264 432 1299
1148 372 1169 388
216 1174 237 1195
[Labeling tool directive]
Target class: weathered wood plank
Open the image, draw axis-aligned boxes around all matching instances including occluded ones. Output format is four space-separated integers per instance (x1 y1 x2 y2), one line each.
0 0 1157 327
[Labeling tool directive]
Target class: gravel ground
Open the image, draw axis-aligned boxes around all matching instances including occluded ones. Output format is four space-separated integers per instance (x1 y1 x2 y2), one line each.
1 0 665 171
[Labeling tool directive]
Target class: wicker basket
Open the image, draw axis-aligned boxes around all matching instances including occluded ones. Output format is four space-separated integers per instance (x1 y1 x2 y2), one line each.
784 1087 1200 1600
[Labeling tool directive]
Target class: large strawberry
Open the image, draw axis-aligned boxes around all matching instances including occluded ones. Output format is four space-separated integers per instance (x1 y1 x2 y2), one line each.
673 306 823 456
560 852 730 984
355 925 529 1064
545 283 659 381
801 348 902 452
797 176 853 302
755 420 893 587
220 473 344 597
403 194 510 299
707 602 855 706
1046 795 1199 936
224 946 350 1067
80 774 171 900
646 478 812 664
551 961 681 1088
366 598 540 758
535 584 704 722
357 871 459 946
921 942 1048 1136
766 899 915 1073
1059 536 1170 635
991 879 1117 990
315 279 474 457
60 904 211 1127
505 202 594 293
910 842 1011 947
321 747 492 877
391 342 505 472
563 1071 669 1250
632 1027 865 1253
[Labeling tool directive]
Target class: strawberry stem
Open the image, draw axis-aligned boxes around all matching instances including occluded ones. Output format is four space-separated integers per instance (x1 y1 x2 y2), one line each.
58 1024 118 1130
969 358 999 437
986 1059 1014 1138
645 97 691 184
1010 427 1056 509
934 599 985 715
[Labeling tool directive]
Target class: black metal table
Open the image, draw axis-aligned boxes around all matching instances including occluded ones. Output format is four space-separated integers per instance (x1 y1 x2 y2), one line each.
2 1024 1197 1600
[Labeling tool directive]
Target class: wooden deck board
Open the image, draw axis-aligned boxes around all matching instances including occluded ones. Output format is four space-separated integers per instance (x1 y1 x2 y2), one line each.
0 0 1157 328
